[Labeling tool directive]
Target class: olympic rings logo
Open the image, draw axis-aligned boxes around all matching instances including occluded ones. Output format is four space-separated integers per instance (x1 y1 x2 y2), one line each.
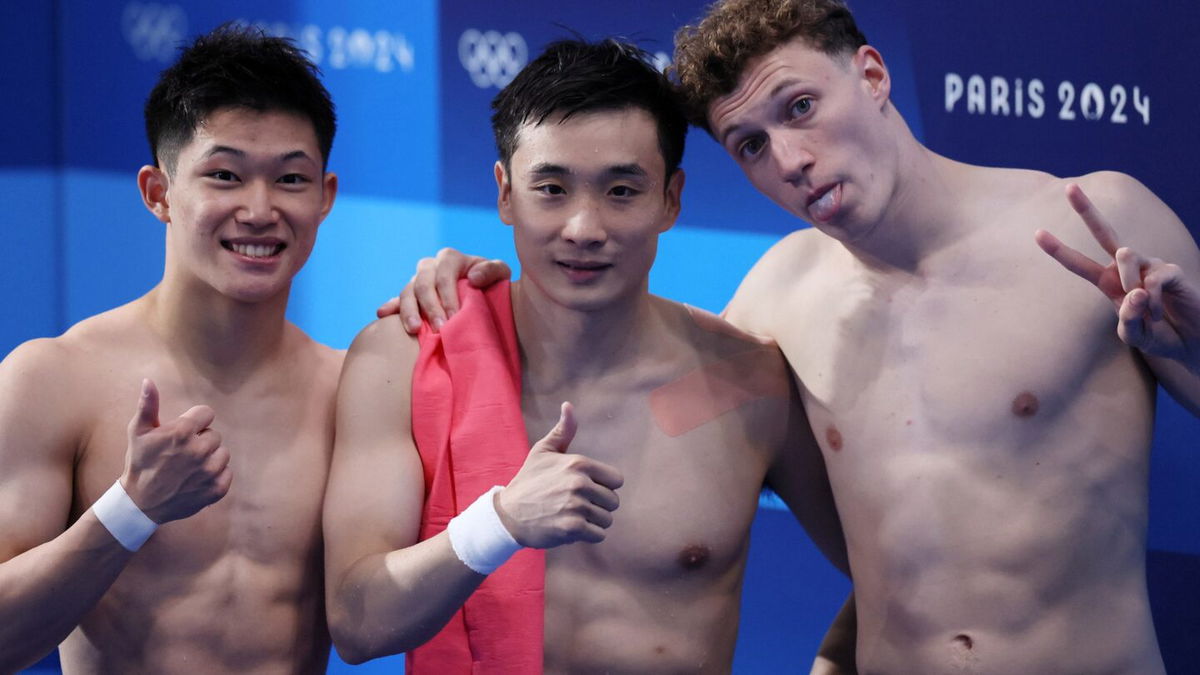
122 2 187 63
458 29 527 89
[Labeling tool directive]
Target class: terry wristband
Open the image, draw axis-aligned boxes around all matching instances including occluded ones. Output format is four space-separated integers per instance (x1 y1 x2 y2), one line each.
93 480 158 552
447 486 522 575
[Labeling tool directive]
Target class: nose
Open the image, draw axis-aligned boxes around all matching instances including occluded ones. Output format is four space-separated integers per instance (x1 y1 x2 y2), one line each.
771 134 815 187
236 180 278 228
561 198 607 249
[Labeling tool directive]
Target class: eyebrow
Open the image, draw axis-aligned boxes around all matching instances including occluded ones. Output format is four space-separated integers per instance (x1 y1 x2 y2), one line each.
527 162 648 178
718 78 807 146
203 146 315 163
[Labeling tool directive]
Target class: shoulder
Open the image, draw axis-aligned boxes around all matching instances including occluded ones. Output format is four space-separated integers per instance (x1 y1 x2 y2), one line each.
724 227 825 332
662 299 791 393
1061 171 1194 264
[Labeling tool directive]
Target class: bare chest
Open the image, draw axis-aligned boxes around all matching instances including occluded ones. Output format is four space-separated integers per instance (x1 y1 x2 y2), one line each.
74 372 334 568
524 390 773 582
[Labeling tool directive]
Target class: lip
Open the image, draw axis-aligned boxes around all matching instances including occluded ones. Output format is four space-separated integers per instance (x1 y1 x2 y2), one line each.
555 259 613 283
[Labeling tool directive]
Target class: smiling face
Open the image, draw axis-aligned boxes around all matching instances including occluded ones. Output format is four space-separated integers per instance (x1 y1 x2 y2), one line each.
707 39 896 242
139 106 337 304
497 107 683 313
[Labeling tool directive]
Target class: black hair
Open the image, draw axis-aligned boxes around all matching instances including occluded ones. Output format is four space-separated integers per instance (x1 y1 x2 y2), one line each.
491 38 686 179
144 23 336 172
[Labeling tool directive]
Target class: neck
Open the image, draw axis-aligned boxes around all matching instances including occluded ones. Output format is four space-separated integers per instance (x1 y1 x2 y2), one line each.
145 273 291 384
512 280 658 393
841 127 978 275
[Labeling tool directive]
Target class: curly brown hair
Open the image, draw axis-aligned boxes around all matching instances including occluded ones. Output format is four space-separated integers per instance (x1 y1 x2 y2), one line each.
671 0 867 132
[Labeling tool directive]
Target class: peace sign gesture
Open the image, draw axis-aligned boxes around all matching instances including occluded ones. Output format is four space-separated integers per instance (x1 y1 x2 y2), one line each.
1035 183 1200 372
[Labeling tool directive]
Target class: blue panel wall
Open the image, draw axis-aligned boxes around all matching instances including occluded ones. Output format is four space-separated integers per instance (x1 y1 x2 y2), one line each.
4 1 1199 673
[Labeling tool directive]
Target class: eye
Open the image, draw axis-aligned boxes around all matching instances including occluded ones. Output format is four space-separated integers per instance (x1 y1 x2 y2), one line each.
737 135 766 160
788 96 814 119
609 185 640 198
535 183 565 196
208 169 239 182
278 173 310 185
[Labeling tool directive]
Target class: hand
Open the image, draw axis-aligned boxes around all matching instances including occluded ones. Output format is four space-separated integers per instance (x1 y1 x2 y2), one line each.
374 248 512 334
1036 183 1200 370
496 402 623 548
121 379 232 523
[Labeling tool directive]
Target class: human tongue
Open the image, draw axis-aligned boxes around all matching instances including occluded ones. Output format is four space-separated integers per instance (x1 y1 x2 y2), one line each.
808 184 841 223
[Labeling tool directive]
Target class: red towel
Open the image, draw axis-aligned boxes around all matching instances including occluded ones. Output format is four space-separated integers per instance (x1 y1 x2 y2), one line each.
408 279 544 674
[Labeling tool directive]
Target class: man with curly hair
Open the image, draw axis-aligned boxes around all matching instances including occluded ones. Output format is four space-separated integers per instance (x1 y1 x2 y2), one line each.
670 0 1200 672
396 0 1200 672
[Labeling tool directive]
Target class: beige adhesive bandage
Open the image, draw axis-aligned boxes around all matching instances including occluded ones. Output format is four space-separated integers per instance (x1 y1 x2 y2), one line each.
649 348 790 437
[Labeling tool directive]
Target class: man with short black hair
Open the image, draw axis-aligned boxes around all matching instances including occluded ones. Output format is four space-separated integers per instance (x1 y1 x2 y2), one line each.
0 25 340 672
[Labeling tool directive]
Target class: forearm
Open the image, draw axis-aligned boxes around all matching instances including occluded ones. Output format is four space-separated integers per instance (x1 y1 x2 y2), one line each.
0 512 134 672
811 592 857 675
329 531 489 664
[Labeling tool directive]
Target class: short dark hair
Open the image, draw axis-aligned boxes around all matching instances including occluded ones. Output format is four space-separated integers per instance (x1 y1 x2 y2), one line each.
673 0 867 131
144 23 337 173
491 38 687 179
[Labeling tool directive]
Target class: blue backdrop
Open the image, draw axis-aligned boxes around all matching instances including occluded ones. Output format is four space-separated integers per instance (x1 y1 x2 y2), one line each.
3 1 1197 672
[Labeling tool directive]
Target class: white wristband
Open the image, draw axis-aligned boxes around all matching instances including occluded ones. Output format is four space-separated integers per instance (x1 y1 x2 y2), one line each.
447 486 522 575
93 480 158 552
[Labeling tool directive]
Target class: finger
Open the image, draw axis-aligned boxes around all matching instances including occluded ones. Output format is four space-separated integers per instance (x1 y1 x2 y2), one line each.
580 459 624 491
375 296 401 319
129 378 160 435
1065 183 1121 256
194 427 222 455
211 465 233 501
569 519 607 544
1114 247 1148 294
177 405 216 433
1034 229 1108 287
1116 290 1149 348
576 482 620 512
433 249 479 318
579 502 614 529
397 285 423 334
534 402 577 453
412 258 448 331
1143 259 1167 322
467 259 513 287
202 444 231 475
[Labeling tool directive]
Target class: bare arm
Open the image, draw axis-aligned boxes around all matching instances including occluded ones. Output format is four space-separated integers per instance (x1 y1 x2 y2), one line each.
324 318 623 663
811 593 857 675
1035 173 1200 416
0 342 228 671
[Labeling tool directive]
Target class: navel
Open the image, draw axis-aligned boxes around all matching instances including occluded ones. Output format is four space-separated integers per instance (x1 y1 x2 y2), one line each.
826 425 844 451
1011 391 1040 418
677 544 710 571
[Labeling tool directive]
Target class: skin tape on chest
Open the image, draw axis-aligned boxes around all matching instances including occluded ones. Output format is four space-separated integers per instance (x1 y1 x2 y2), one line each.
649 348 789 437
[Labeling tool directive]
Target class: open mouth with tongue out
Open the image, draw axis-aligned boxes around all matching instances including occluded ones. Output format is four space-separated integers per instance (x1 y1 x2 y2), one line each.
805 183 842 223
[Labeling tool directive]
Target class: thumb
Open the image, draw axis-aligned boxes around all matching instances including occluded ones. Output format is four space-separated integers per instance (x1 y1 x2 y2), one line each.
129 378 160 435
534 401 577 453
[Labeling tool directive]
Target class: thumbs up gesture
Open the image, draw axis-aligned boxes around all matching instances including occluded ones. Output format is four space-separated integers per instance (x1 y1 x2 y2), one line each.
495 402 624 548
120 379 233 524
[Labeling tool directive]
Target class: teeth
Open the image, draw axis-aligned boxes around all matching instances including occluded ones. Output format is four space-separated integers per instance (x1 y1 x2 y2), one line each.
230 243 278 258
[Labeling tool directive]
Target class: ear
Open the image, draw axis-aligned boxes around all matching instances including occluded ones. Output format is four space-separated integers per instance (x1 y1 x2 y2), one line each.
495 160 514 226
318 171 339 223
659 168 686 233
854 45 891 107
138 165 171 224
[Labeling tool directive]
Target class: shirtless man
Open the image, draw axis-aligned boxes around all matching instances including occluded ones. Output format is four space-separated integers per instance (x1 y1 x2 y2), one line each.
396 1 1200 672
323 39 846 673
0 26 340 673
